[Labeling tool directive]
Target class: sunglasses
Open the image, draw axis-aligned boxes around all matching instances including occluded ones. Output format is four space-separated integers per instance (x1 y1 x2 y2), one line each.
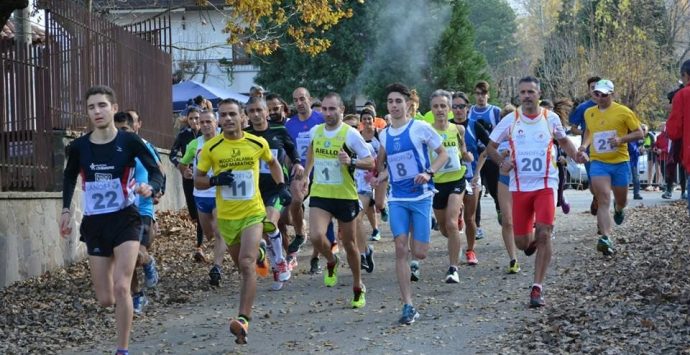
452 104 468 110
594 92 610 98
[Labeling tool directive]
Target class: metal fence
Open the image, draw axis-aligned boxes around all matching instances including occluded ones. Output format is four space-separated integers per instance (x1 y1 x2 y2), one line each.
0 1 173 191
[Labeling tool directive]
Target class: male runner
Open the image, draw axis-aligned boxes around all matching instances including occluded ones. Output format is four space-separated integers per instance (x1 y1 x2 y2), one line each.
487 76 585 307
195 98 290 344
245 96 301 290
113 112 161 315
178 110 227 286
60 86 163 355
305 93 374 308
580 79 643 255
374 83 448 324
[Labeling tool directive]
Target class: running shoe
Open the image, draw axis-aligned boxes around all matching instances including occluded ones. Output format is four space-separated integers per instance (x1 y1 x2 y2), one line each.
364 245 375 273
271 269 284 291
662 191 672 199
380 208 389 223
524 240 537 256
590 197 598 216
287 235 305 254
561 201 571 214
351 286 366 309
360 254 369 271
431 217 439 231
633 194 643 200
399 304 420 325
331 241 339 254
410 260 420 282
275 259 291 282
209 264 222 286
324 255 340 287
476 228 485 240
597 235 614 256
193 249 207 263
229 317 249 344
369 229 381 241
529 286 545 308
309 257 322 274
613 207 625 225
143 256 159 288
132 292 148 315
286 253 298 270
465 250 478 265
507 259 521 274
444 266 459 284
256 241 270 277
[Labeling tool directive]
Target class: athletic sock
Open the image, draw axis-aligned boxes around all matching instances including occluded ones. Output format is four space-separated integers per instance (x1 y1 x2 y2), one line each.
268 230 284 263
371 228 379 236
115 349 129 355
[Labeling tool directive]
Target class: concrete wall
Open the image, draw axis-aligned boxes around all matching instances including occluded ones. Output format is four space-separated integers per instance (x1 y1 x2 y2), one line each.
0 149 187 288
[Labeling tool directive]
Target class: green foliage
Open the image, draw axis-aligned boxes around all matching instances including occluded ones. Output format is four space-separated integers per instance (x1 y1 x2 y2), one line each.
432 0 490 95
466 0 518 74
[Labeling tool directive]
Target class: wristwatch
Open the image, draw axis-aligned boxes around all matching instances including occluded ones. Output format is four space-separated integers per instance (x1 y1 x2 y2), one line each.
350 158 357 168
424 168 435 177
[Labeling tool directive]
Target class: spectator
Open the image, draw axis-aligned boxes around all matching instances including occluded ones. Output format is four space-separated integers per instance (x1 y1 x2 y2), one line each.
250 85 266 98
310 99 322 113
655 123 671 196
666 59 690 210
194 95 213 111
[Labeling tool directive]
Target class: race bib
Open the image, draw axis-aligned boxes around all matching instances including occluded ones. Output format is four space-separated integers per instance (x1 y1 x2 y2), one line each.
387 150 420 182
296 135 311 161
84 179 126 215
220 170 255 200
259 149 279 174
314 158 343 185
516 152 547 175
593 130 617 153
435 146 461 173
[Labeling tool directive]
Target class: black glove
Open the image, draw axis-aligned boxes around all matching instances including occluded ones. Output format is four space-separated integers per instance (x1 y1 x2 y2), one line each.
209 170 234 187
277 182 292 206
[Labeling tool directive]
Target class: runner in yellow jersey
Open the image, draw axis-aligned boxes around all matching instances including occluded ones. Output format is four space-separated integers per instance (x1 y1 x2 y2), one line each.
429 90 473 283
305 92 375 309
195 98 290 344
580 80 643 256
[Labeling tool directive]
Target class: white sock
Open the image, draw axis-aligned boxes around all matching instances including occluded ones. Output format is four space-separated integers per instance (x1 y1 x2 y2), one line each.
532 283 542 291
268 230 284 263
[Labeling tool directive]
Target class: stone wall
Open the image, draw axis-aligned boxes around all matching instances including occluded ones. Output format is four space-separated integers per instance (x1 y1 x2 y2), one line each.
0 149 187 288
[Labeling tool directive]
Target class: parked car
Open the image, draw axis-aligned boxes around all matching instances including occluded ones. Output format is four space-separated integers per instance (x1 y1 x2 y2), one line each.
563 135 588 189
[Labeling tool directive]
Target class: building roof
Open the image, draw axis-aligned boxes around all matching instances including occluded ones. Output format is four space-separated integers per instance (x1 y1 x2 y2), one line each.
92 0 228 11
0 19 45 44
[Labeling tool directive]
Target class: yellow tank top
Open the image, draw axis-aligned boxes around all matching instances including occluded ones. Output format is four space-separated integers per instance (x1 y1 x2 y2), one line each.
432 123 466 183
310 124 358 200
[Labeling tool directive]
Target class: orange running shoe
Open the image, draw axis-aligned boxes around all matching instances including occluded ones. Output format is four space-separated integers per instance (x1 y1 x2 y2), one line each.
229 317 249 344
255 241 270 277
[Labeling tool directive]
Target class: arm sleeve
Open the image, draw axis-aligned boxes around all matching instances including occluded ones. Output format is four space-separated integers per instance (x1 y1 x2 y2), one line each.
281 128 301 164
180 139 197 165
667 90 686 140
624 109 641 132
169 132 183 166
131 135 164 193
549 113 567 139
62 141 80 209
419 123 443 150
475 121 491 146
346 128 372 159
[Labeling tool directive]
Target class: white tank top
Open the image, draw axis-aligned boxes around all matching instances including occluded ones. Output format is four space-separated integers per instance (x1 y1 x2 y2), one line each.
508 109 558 192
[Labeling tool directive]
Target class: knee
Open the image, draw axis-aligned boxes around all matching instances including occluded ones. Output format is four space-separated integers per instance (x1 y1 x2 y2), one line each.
113 280 131 299
394 240 409 258
443 221 458 235
238 255 255 275
514 236 528 250
535 227 551 244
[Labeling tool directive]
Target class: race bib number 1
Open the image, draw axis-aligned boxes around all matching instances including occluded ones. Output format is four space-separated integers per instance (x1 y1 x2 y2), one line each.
314 159 343 184
220 170 255 200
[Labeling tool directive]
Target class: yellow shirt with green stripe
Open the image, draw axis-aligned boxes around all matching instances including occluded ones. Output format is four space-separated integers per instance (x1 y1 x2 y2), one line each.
197 132 273 220
584 102 641 164
432 123 466 183
310 124 358 200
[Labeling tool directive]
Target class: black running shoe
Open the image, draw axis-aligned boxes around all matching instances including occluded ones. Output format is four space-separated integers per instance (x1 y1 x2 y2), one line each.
287 235 306 254
209 265 222 286
309 257 322 274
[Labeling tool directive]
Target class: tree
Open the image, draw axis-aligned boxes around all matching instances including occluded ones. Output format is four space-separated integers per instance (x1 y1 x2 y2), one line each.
252 1 371 104
213 0 365 56
432 0 490 94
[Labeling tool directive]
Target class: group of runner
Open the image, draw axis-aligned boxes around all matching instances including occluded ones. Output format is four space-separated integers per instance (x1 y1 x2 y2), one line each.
61 71 650 353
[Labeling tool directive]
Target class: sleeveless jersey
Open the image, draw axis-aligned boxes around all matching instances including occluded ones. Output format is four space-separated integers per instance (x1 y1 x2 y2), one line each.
310 124 358 200
432 124 467 183
385 120 434 199
508 109 557 192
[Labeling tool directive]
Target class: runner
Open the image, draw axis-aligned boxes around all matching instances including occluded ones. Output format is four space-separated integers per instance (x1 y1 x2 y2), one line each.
450 92 491 265
194 98 290 344
357 108 384 239
487 76 585 307
373 83 448 324
60 86 164 355
178 110 227 286
580 79 643 255
245 96 302 291
429 90 473 283
304 93 374 308
113 111 162 315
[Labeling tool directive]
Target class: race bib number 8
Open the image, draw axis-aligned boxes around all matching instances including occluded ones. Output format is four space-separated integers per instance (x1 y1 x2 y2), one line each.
593 130 617 153
314 159 343 184
388 150 419 182
259 149 279 174
84 179 125 215
220 170 255 200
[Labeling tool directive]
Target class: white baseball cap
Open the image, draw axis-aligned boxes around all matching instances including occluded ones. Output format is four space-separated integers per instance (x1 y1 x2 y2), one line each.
594 79 614 94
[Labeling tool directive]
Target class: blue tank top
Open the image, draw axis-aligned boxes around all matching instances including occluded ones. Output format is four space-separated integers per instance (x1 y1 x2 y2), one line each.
385 120 433 199
463 121 479 178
